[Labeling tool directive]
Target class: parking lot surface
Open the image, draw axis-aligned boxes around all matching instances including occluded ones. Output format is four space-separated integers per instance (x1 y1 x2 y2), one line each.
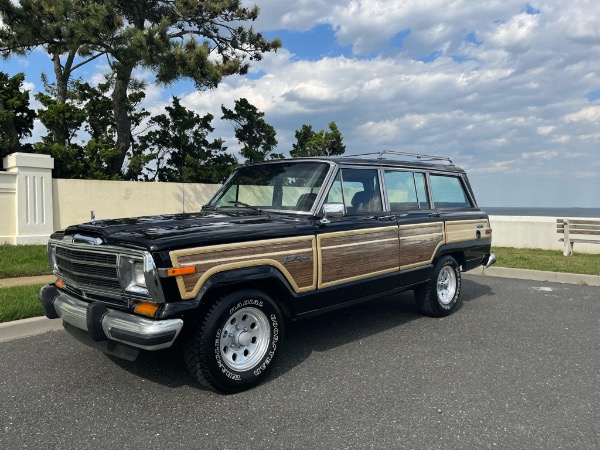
1 275 598 449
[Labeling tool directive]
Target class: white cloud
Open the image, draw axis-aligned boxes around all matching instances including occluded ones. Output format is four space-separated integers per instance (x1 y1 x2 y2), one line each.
536 125 555 135
486 12 539 48
21 82 35 92
520 151 559 160
563 106 600 123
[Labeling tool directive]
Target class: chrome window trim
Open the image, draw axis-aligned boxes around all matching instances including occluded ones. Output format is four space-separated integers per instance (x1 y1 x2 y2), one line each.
317 164 386 215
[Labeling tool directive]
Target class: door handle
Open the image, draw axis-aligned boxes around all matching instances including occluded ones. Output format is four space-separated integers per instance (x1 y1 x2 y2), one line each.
429 212 443 218
378 215 396 222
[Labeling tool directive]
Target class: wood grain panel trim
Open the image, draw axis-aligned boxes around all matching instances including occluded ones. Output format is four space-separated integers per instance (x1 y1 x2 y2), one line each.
399 222 444 270
170 236 317 299
317 226 399 288
445 219 490 244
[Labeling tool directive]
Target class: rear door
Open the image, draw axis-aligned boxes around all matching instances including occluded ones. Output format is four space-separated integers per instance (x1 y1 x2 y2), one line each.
428 172 491 269
383 169 445 284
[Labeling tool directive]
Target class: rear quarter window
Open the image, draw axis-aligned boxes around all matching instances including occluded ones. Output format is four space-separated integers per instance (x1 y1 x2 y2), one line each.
430 174 473 209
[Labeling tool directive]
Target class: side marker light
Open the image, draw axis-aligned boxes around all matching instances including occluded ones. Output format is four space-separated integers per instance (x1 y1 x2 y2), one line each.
166 266 196 277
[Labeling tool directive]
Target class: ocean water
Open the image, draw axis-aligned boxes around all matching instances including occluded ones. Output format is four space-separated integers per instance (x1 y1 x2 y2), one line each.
481 207 600 218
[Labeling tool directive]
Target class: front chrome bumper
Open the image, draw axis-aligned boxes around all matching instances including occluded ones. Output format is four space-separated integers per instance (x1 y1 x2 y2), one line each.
39 285 183 351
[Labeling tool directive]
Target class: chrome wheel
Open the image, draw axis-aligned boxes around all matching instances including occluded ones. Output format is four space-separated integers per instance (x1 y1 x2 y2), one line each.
437 266 457 305
220 307 271 371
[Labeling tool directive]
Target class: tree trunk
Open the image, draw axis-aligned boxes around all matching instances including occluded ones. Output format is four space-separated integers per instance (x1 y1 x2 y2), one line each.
109 64 133 176
52 53 69 146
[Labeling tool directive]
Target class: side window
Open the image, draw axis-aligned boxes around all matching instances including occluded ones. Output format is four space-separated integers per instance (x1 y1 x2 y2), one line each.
384 171 430 210
324 168 383 214
325 172 343 204
430 175 472 209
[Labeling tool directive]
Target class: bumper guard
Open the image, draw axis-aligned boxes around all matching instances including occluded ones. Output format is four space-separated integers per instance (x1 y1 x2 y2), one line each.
39 285 183 351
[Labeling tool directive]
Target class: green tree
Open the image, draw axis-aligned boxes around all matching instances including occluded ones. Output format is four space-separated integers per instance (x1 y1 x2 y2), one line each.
1 0 279 177
290 122 346 158
137 96 236 183
0 72 36 158
34 76 148 179
221 98 280 162
102 1 280 176
0 0 119 147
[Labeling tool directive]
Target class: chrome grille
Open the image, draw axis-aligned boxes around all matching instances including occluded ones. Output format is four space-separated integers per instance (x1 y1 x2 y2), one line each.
56 247 117 266
55 246 123 294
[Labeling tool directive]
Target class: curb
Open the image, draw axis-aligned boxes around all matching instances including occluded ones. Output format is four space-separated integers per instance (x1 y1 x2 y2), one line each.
0 316 64 343
469 266 600 286
1 267 599 344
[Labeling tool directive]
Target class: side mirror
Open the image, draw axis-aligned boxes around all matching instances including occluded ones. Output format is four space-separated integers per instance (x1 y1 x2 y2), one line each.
321 203 345 224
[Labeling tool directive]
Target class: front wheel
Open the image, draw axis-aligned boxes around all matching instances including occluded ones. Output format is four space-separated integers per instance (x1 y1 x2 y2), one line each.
414 256 461 317
184 289 284 393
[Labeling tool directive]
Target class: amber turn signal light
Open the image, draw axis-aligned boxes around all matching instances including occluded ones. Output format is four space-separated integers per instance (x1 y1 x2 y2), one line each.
134 301 160 317
55 279 64 289
166 266 195 277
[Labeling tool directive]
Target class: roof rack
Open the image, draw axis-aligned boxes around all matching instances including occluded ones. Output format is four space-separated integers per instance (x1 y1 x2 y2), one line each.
345 150 453 164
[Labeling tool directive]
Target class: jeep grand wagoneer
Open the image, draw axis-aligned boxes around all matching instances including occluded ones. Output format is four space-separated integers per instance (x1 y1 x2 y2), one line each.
40 151 495 393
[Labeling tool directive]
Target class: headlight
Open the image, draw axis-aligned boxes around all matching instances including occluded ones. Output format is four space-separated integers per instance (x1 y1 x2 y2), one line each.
118 257 148 295
133 262 146 286
47 244 58 272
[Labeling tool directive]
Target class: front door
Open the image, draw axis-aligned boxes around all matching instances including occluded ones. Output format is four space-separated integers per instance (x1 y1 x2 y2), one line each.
315 167 400 307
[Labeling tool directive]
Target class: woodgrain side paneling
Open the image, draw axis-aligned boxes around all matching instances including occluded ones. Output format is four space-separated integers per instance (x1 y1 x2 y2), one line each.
170 236 317 299
399 222 444 269
445 219 490 244
318 226 399 288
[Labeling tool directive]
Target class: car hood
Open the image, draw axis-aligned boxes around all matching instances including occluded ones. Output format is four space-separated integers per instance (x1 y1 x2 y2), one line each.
61 210 305 251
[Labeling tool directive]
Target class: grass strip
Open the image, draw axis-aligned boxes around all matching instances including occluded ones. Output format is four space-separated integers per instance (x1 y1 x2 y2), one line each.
0 244 51 279
492 247 600 276
0 284 45 323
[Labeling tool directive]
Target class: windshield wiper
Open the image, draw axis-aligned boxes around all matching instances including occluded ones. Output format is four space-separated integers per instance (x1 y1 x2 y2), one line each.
227 201 262 213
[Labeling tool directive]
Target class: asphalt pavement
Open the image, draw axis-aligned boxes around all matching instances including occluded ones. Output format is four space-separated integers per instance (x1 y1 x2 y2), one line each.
0 275 599 449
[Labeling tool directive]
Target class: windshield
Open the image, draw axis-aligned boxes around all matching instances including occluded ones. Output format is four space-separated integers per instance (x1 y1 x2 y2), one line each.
208 162 330 213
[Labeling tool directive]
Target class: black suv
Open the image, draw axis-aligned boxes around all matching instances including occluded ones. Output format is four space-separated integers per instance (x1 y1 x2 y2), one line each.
40 151 496 393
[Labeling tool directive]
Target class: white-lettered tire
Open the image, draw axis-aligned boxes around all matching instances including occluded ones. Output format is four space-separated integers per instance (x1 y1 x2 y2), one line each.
183 289 284 393
414 256 461 317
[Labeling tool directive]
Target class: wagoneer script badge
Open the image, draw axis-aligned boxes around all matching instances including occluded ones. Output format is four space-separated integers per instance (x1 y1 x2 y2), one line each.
283 255 310 264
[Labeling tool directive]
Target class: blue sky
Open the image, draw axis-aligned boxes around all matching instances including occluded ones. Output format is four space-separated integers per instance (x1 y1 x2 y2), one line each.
2 0 600 207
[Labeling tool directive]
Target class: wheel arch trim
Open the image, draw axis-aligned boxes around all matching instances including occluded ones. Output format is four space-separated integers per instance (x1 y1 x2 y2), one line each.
179 259 313 300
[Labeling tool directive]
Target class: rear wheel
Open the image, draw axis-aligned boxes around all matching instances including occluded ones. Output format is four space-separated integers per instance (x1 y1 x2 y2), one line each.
415 256 461 317
184 289 284 393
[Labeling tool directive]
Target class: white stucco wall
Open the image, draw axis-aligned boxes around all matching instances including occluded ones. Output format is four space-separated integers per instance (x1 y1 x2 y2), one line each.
489 215 600 254
52 179 220 230
0 171 17 243
1 153 54 244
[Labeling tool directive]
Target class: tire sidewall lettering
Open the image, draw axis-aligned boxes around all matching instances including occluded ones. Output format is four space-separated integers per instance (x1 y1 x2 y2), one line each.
229 299 263 315
214 328 241 381
253 313 279 376
213 297 280 383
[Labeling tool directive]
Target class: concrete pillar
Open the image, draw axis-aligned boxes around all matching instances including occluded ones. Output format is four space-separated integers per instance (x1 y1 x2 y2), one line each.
3 153 55 244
